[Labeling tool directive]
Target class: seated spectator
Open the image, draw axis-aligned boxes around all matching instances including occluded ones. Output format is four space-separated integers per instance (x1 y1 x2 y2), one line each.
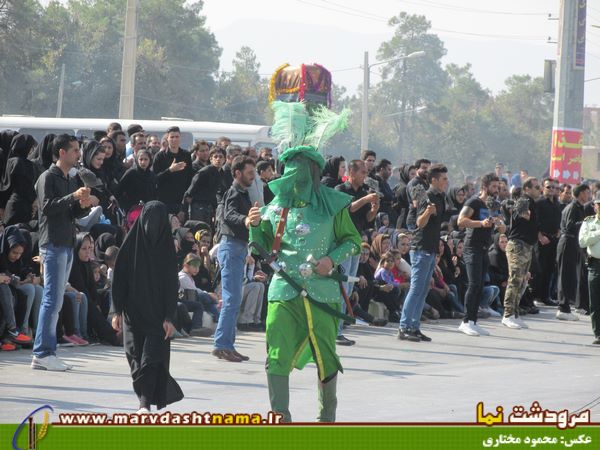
69 233 120 346
369 233 391 270
373 252 403 322
488 233 509 303
237 255 267 332
178 253 219 337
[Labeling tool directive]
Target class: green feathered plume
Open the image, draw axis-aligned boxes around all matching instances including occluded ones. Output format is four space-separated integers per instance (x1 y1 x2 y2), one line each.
270 101 308 149
303 106 350 151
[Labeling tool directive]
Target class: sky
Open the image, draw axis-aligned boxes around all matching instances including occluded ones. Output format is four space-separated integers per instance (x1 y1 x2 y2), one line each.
201 0 600 106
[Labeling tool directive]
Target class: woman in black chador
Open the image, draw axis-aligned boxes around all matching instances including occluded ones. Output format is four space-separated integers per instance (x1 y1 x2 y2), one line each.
111 201 184 413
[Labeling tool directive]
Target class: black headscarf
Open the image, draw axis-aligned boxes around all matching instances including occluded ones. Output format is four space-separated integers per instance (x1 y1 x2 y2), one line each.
29 133 56 180
448 187 466 211
0 134 36 192
0 225 26 274
112 201 179 333
94 232 116 262
320 156 344 188
82 140 106 176
398 164 413 187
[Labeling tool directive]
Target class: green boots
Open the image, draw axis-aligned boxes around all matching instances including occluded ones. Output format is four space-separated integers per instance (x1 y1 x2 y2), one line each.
267 373 292 423
317 375 337 423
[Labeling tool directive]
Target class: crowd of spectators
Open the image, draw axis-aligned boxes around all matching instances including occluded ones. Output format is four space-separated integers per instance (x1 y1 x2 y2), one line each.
0 122 598 355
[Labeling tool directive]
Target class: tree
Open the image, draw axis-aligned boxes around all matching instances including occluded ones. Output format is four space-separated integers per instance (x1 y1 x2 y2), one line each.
214 46 268 124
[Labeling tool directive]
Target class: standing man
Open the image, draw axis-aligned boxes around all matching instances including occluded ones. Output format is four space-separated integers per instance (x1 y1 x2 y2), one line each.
212 156 261 362
458 173 504 336
406 159 431 231
190 139 210 173
532 178 561 307
374 159 395 223
361 150 377 176
398 164 448 342
32 134 98 371
556 183 590 321
335 160 379 345
502 177 542 329
579 193 600 345
152 126 193 215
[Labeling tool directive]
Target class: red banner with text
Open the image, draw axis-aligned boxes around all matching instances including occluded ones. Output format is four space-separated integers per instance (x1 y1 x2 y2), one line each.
550 128 583 184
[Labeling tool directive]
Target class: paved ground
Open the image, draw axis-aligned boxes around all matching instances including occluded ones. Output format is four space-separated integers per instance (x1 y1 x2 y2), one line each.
1 306 599 423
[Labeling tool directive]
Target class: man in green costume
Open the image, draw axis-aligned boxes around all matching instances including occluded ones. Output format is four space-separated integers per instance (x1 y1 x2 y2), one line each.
250 145 361 422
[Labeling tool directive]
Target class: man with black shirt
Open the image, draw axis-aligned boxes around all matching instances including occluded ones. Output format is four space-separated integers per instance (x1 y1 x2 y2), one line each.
457 173 504 336
374 159 395 222
257 160 275 205
532 178 561 307
502 177 541 330
559 184 572 212
184 147 226 225
361 150 377 176
335 159 379 345
398 164 448 342
213 156 261 363
406 159 431 231
190 139 210 173
152 126 193 215
556 183 591 321
221 144 242 192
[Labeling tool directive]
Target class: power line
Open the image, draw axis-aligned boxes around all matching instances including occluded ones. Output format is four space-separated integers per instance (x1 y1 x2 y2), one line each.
295 0 549 41
392 0 549 16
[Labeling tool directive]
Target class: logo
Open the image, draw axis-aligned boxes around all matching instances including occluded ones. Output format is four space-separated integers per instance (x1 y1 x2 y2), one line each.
12 405 53 450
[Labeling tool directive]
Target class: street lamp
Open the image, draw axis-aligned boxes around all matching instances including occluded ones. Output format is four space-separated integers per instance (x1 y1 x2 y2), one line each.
360 51 425 152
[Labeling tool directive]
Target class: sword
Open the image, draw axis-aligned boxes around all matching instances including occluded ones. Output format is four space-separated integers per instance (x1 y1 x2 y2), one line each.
249 241 355 324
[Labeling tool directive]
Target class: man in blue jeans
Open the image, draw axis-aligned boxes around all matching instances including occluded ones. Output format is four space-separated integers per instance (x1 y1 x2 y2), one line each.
398 164 448 342
32 134 98 371
213 156 261 362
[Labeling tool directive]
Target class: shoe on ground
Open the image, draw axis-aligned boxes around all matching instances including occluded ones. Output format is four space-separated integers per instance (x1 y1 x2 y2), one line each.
543 298 558 306
1 341 17 351
592 338 600 345
62 335 81 346
190 327 213 337
414 330 432 342
136 408 151 414
7 330 32 345
370 318 388 327
458 321 480 336
211 349 242 362
71 335 89 346
57 337 75 347
513 316 528 328
483 307 502 318
502 316 522 329
575 308 590 316
31 355 70 371
477 308 491 319
526 305 540 314
451 311 465 319
336 335 356 346
249 323 266 332
556 311 579 321
472 322 490 336
397 329 421 342
232 349 249 361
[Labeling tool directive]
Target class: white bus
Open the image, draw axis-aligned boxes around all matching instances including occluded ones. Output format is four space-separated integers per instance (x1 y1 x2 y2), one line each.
0 116 275 150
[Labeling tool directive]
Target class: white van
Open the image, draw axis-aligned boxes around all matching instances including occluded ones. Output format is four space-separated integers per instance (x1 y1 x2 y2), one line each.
0 116 275 150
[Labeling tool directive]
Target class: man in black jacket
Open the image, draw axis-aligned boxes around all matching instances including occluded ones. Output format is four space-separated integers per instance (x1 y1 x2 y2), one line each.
532 178 561 307
556 183 591 321
212 156 261 363
152 126 192 215
32 134 98 372
184 147 226 225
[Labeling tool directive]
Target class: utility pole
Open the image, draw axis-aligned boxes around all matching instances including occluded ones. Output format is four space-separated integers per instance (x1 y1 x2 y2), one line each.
56 63 65 118
550 0 586 184
361 51 370 153
118 0 137 119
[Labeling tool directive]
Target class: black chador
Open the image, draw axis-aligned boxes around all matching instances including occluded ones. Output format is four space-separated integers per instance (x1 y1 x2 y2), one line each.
112 201 184 411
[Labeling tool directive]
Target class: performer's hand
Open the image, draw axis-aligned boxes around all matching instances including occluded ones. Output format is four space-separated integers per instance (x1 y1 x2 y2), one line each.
163 320 175 340
314 256 333 276
112 314 122 332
